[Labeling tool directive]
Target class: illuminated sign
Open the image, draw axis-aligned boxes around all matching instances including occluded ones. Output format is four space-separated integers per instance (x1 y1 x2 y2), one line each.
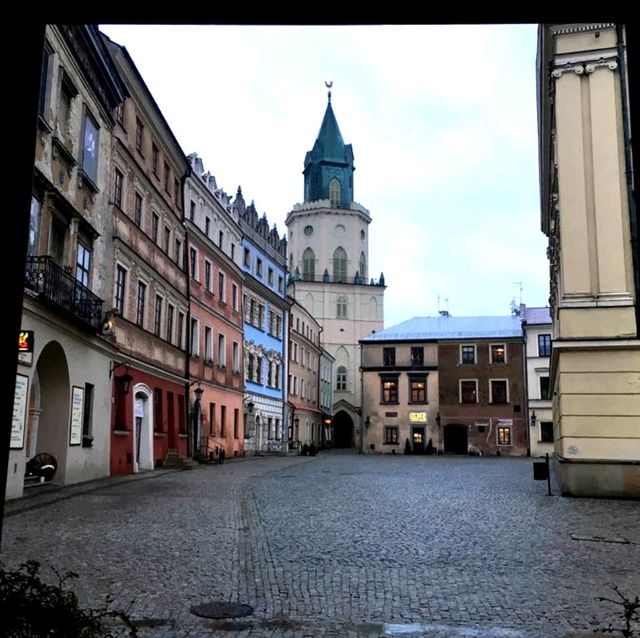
18 331 34 353
409 412 427 423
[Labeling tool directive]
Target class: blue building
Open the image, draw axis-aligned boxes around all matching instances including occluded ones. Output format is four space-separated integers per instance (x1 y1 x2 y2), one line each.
235 188 288 454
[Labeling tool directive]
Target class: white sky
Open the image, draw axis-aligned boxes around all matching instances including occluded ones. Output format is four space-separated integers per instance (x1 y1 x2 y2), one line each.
100 24 549 328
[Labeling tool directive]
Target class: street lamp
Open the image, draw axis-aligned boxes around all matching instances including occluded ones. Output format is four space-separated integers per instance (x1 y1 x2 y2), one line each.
530 411 537 427
364 416 370 429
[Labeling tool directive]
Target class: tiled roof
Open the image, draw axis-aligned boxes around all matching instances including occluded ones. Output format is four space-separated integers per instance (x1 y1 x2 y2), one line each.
361 316 523 342
523 306 552 325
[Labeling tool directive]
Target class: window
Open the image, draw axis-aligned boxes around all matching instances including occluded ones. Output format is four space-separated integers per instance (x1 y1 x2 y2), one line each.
190 316 199 356
39 46 51 116
218 272 226 302
135 117 144 153
75 242 91 287
28 197 41 256
329 178 341 207
244 247 250 267
232 341 240 373
381 377 399 403
166 304 174 343
218 230 224 248
115 103 124 127
114 265 127 315
303 248 315 281
268 267 274 286
154 295 163 336
153 388 163 432
460 345 476 364
336 296 347 319
491 344 506 364
113 168 124 208
231 243 235 260
164 226 171 254
151 143 159 175
82 383 94 441
460 380 477 403
278 276 283 293
276 315 282 339
177 312 185 349
218 333 226 367
540 376 550 400
232 283 238 311
274 363 280 390
175 238 182 265
204 260 212 291
164 161 170 192
409 377 426 403
256 258 263 277
189 200 196 222
336 366 347 391
411 347 424 366
81 113 99 184
538 334 552 357
205 217 211 236
384 426 399 445
490 379 508 404
136 281 146 327
540 421 554 443
497 427 512 446
174 179 180 205
151 212 159 243
209 402 216 436
190 247 197 280
233 408 239 439
134 192 143 227
256 356 262 384
204 326 212 362
247 354 254 382
358 252 366 280
333 247 347 282
383 347 396 367
58 75 75 140
220 405 227 438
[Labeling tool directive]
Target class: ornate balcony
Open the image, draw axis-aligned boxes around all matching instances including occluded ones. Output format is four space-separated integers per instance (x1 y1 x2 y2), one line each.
25 256 103 331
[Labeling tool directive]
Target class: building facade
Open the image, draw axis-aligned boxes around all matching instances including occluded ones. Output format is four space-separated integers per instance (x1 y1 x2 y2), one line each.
319 348 335 446
522 306 553 457
102 34 190 476
287 296 323 450
236 191 288 455
537 23 639 496
9 25 126 500
286 88 385 449
361 316 527 457
185 154 245 461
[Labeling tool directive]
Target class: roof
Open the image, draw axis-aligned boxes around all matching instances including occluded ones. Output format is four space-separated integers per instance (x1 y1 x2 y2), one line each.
523 306 552 325
360 316 524 342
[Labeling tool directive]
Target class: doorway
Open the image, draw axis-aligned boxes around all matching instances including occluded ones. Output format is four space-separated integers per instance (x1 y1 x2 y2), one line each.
133 387 153 472
412 427 425 454
333 410 354 448
444 423 468 454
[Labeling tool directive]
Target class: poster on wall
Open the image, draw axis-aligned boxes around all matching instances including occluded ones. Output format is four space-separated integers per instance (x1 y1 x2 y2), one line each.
11 374 29 449
69 386 84 445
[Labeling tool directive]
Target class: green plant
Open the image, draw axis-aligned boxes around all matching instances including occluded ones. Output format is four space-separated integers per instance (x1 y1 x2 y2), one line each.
597 585 640 637
0 560 138 638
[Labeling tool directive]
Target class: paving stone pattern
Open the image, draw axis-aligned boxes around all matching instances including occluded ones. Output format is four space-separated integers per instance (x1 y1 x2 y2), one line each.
2 452 639 637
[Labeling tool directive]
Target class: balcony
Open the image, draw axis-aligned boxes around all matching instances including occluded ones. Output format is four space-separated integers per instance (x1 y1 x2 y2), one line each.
25 256 103 331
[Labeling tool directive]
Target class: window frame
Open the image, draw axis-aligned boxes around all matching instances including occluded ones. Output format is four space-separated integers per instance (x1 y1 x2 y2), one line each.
538 333 552 357
490 343 506 364
384 426 399 445
460 344 476 365
489 379 509 404
459 379 478 404
380 375 399 404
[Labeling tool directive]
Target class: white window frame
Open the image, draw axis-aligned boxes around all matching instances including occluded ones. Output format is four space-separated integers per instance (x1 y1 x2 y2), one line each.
114 262 128 316
204 325 213 363
459 378 478 404
190 316 199 357
204 259 213 292
460 344 477 365
490 343 507 364
189 246 199 281
218 332 226 368
497 424 513 446
232 283 238 311
218 270 226 303
232 340 240 373
489 378 510 404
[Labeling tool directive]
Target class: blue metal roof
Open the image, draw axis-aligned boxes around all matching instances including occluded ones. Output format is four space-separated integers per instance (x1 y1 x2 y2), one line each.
361 316 524 342
523 306 552 325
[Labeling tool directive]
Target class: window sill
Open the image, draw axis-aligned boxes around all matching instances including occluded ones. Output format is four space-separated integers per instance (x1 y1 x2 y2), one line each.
204 360 213 367
381 402 399 406
408 401 428 405
37 114 53 133
78 169 99 193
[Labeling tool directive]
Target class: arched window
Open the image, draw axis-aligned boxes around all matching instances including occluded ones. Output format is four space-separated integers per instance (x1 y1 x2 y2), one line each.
336 295 347 319
358 252 366 280
329 178 341 207
302 247 315 281
336 365 347 391
333 247 347 282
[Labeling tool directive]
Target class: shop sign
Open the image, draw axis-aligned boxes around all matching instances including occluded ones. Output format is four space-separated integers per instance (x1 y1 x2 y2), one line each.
409 411 427 423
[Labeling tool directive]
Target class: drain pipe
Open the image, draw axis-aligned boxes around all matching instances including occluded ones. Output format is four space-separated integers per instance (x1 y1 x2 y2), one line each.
182 165 192 459
616 24 639 335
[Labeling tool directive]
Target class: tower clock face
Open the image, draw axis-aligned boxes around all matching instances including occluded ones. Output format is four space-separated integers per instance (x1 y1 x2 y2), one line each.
304 225 313 236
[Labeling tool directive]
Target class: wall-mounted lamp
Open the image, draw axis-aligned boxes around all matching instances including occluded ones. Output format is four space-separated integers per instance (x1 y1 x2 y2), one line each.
294 417 300 427
364 416 370 429
194 385 204 402
436 412 441 427
323 418 332 425
246 400 255 414
530 411 537 427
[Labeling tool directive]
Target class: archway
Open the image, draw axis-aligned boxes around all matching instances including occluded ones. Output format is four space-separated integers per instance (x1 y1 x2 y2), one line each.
33 340 70 482
444 424 468 454
133 385 154 472
333 410 354 448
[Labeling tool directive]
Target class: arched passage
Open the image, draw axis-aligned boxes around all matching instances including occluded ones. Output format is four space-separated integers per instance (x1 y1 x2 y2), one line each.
444 424 468 454
133 384 154 472
333 410 354 448
33 340 70 482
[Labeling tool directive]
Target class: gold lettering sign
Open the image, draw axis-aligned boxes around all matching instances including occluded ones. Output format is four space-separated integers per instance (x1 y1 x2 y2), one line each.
409 412 427 423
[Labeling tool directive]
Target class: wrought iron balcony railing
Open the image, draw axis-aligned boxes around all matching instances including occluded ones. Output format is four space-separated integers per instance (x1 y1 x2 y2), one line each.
25 256 104 331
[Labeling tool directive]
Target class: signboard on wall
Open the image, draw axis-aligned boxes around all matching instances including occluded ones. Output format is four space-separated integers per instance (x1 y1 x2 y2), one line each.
409 412 427 423
12 374 29 449
69 386 84 445
18 330 34 366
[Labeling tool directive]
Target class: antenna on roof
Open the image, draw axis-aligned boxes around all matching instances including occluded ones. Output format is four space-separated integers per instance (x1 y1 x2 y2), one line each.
438 296 450 318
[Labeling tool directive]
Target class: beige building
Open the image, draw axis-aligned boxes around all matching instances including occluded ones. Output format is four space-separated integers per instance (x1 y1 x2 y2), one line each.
8 26 126 500
286 89 385 448
537 23 639 497
522 306 553 458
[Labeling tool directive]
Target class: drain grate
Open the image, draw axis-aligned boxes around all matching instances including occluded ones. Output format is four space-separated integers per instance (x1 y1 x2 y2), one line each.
190 601 254 619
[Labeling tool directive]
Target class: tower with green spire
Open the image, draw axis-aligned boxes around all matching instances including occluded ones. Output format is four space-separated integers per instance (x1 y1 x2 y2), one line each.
303 82 354 207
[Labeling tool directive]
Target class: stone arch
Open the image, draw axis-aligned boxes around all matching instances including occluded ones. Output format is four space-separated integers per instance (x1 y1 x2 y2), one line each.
132 383 154 472
333 410 354 448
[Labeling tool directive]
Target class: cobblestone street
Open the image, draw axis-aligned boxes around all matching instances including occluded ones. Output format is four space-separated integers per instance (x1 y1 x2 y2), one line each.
2 451 639 637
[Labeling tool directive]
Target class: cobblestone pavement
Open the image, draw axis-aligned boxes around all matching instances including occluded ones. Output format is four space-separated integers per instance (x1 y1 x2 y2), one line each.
2 451 639 637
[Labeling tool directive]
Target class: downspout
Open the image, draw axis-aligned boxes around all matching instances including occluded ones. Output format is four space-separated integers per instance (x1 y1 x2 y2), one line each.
182 165 192 458
616 24 639 334
317 325 324 446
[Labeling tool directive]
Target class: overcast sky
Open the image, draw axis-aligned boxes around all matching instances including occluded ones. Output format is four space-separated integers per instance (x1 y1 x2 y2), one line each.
100 24 549 328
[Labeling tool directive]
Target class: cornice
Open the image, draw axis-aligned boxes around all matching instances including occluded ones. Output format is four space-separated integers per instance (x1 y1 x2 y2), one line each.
550 23 616 36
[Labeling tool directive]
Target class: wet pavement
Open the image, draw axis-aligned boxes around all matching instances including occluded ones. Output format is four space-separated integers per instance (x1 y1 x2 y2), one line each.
1 451 639 637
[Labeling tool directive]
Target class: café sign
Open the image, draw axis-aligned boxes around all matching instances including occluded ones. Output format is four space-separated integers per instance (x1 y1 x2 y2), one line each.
409 411 427 423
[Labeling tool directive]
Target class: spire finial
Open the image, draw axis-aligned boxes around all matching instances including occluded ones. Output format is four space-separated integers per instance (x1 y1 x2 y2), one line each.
325 80 333 104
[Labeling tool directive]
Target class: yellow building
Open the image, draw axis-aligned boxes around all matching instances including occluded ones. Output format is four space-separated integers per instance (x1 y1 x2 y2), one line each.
537 24 639 497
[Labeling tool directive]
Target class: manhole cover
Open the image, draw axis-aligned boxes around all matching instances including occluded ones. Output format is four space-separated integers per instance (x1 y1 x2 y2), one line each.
190 602 254 619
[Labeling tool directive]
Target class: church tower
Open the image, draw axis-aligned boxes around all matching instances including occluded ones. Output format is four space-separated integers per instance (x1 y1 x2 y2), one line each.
286 84 385 449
